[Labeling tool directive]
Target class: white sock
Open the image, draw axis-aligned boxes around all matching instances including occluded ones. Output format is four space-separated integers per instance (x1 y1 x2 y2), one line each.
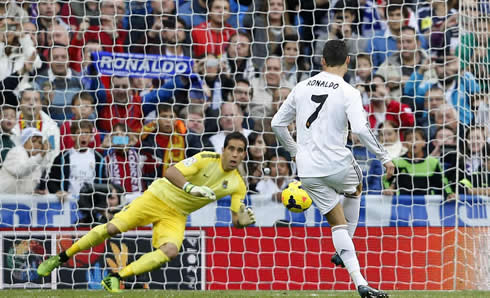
342 195 361 238
332 225 368 287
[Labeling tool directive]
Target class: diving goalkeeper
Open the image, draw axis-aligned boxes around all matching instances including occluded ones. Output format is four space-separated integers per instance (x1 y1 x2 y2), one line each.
37 132 256 292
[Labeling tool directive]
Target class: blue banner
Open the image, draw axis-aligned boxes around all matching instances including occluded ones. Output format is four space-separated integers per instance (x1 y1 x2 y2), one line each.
1 194 489 228
92 51 194 79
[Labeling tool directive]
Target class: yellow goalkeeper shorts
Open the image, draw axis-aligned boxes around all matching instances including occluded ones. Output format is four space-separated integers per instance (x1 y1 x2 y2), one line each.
110 191 187 250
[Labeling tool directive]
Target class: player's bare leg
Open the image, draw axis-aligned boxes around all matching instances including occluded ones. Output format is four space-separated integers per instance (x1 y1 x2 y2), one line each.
326 203 388 298
102 242 177 292
37 223 119 277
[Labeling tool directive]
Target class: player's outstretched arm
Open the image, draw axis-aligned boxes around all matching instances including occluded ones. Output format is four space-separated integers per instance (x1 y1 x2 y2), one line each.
165 166 216 200
232 204 256 228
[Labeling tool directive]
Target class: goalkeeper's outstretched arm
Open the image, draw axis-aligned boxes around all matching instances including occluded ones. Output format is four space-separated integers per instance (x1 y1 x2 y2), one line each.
165 166 216 200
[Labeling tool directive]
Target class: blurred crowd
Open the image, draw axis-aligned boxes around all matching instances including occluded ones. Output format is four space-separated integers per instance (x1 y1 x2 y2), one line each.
0 0 488 213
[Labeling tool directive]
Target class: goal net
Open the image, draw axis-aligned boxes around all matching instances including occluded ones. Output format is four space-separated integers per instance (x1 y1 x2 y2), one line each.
0 0 488 291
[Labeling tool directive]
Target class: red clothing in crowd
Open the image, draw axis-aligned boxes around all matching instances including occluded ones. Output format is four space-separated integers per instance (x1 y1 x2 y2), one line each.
69 25 127 72
191 21 236 57
105 148 143 193
98 95 143 133
364 100 415 138
59 119 102 151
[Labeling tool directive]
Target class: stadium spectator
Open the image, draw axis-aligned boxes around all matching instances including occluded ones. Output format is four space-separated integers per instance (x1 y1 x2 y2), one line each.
473 93 490 135
104 122 144 193
447 126 489 196
364 75 414 134
35 45 83 122
221 32 255 83
78 182 125 225
261 86 291 146
416 86 445 136
197 54 234 110
126 0 177 50
130 77 154 98
12 88 60 168
256 148 293 203
250 56 294 119
457 16 490 91
70 0 100 26
71 0 127 54
36 0 70 33
191 0 236 58
0 0 28 21
404 55 480 125
182 105 213 158
377 26 432 100
229 78 254 130
418 0 458 56
76 40 103 89
378 120 407 159
0 127 50 194
383 128 454 198
59 92 101 151
246 132 267 193
21 21 37 46
277 34 310 86
350 54 373 105
433 104 459 139
314 0 366 76
179 0 239 29
429 126 458 173
365 0 427 67
47 121 107 201
98 76 144 133
209 102 251 154
132 16 190 57
140 103 186 187
242 0 297 70
0 105 15 167
0 19 41 82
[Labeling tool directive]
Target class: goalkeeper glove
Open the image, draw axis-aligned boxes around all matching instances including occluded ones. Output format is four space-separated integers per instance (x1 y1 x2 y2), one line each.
237 204 255 227
183 182 216 200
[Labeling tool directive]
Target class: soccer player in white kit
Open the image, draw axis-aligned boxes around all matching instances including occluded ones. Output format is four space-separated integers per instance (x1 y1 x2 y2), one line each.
271 40 394 298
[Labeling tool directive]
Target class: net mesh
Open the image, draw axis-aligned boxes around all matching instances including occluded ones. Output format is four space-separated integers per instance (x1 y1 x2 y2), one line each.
0 0 488 291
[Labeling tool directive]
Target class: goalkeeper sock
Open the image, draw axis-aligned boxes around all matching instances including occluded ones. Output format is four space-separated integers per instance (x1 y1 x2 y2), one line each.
332 225 368 287
66 224 110 258
119 249 169 278
342 195 361 239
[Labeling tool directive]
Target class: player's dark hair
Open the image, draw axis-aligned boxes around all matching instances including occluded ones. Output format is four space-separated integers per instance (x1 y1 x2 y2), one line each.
224 131 247 149
322 40 348 67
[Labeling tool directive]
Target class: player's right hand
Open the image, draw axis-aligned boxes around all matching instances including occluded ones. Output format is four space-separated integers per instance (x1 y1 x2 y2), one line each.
184 183 216 200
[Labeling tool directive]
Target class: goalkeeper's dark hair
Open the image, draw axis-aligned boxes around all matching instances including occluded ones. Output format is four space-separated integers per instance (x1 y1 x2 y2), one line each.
322 40 348 67
224 132 248 149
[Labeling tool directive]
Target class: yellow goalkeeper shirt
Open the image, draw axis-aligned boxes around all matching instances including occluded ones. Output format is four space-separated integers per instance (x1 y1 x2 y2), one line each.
147 151 246 215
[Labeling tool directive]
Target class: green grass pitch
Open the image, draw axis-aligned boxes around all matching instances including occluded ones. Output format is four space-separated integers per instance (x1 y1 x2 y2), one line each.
0 290 489 298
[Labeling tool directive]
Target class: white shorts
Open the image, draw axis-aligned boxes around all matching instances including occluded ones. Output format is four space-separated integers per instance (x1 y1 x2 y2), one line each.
300 160 362 215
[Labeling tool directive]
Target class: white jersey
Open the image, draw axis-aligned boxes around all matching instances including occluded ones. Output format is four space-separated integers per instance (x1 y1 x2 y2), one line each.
271 71 391 178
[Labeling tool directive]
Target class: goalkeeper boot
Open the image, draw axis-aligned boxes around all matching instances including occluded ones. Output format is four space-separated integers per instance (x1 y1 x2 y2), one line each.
101 273 122 293
357 285 389 298
330 252 345 268
37 255 61 277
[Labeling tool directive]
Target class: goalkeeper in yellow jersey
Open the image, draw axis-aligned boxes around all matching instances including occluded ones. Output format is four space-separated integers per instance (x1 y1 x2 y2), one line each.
37 132 256 292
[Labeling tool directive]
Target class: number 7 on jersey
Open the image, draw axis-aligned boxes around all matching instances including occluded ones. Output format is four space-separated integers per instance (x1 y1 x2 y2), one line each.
306 94 329 128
